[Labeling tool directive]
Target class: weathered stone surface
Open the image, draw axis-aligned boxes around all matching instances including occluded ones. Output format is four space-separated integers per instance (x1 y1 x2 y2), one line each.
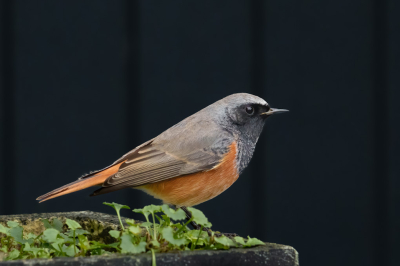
0 211 125 244
0 212 299 266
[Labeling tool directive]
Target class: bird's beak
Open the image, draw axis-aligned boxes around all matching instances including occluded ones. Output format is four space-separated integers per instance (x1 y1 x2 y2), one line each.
261 108 289 116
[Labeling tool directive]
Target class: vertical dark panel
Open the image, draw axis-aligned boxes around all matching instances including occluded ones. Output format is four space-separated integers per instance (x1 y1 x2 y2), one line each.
373 0 389 265
125 0 143 207
0 0 16 215
0 0 4 215
264 1 375 266
249 0 269 238
139 1 254 235
388 1 400 265
0 0 4 214
13 1 130 215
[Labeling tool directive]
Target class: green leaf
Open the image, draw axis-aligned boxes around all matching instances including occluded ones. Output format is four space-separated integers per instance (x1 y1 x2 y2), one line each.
42 228 60 243
187 207 212 227
53 219 64 232
50 243 62 252
26 233 37 240
244 237 265 247
42 218 63 232
106 242 120 249
128 226 142 235
62 244 76 257
37 249 52 259
161 205 186 221
5 249 20 260
104 202 130 213
161 227 186 246
59 233 73 243
140 222 153 227
75 229 89 236
65 219 81 230
78 235 90 252
161 215 171 225
120 234 146 254
214 235 236 247
42 219 52 229
233 236 246 245
9 226 30 244
125 219 136 226
7 221 19 228
185 230 208 247
52 238 65 249
133 205 162 220
0 224 10 236
150 240 160 248
23 243 42 258
109 230 121 239
66 229 89 237
89 240 103 249
91 248 106 256
143 205 162 214
89 240 119 251
104 202 130 230
186 230 209 240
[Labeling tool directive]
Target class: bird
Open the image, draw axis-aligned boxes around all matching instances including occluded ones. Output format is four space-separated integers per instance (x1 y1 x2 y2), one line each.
37 93 288 215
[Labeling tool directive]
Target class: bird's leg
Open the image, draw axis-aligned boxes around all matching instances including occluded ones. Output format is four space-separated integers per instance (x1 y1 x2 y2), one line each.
180 206 211 234
180 206 237 238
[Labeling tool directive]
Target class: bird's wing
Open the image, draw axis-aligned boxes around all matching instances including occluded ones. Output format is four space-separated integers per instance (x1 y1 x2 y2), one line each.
92 119 235 196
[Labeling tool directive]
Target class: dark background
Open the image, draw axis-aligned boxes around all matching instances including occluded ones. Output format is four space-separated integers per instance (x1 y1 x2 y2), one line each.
0 1 399 266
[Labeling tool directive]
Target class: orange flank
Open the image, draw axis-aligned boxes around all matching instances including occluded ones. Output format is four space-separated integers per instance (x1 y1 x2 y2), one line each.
138 142 239 207
37 161 125 203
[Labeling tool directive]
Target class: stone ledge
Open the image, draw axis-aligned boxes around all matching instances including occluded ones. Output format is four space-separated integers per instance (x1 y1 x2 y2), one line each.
0 211 299 266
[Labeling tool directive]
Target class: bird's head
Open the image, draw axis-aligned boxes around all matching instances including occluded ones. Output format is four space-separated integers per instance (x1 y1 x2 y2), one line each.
216 93 288 142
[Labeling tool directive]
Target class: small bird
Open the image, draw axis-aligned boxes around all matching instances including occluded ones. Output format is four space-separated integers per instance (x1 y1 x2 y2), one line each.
37 93 288 212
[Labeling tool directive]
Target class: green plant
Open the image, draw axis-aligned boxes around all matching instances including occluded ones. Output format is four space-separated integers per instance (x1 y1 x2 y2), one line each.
0 203 265 263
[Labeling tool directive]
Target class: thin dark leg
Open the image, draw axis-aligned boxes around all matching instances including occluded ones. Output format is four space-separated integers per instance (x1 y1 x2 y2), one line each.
180 206 211 233
179 206 237 237
171 204 201 229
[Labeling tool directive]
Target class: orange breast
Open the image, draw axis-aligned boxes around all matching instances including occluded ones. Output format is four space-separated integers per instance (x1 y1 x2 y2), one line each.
138 142 239 207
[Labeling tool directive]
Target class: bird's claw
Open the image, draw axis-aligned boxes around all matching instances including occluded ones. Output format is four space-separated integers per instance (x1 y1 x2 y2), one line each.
214 232 238 238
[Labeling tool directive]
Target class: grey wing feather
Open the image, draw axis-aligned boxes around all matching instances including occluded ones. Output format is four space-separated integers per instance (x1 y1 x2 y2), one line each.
101 145 221 188
92 115 234 196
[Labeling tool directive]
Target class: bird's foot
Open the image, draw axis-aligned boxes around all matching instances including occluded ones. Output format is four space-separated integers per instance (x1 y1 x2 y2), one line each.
193 224 237 238
180 206 237 238
214 232 238 238
191 223 213 236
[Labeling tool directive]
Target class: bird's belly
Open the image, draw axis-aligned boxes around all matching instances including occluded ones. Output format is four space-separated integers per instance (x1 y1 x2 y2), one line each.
138 143 239 207
138 168 239 207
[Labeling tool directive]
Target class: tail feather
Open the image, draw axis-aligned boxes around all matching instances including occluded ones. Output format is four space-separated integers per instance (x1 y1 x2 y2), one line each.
36 161 124 203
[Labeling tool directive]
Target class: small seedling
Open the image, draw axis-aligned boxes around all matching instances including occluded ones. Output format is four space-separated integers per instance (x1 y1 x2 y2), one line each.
103 202 130 230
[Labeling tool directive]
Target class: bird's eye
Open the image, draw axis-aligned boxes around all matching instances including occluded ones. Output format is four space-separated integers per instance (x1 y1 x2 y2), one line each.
245 106 254 115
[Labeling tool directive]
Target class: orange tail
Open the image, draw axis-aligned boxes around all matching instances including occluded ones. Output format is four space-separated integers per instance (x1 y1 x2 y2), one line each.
36 162 124 203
